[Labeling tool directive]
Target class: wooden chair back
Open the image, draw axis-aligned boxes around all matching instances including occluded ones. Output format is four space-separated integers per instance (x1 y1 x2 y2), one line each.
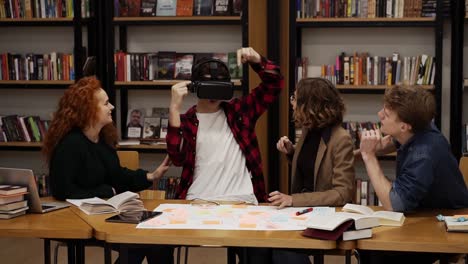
116 150 166 199
459 157 468 188
117 150 139 170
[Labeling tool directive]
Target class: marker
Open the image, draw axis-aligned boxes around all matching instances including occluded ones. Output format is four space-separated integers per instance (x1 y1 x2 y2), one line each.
295 208 313 216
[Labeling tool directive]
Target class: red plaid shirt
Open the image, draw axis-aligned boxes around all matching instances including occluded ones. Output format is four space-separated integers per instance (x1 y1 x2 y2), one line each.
166 57 284 202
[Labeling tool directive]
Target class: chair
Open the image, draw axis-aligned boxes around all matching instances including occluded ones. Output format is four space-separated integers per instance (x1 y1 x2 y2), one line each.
54 151 170 264
459 157 468 188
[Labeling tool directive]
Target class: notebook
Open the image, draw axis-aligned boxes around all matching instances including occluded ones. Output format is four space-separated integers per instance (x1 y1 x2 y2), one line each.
0 167 69 213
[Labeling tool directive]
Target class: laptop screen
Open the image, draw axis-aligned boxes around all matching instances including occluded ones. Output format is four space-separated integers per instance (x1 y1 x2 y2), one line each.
0 167 45 213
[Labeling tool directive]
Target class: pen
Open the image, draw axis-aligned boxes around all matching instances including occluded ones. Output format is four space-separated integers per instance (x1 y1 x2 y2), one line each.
295 208 313 216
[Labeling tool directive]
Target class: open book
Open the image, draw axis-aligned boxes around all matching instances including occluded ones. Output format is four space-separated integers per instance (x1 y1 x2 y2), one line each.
306 212 379 231
342 203 405 226
66 191 144 215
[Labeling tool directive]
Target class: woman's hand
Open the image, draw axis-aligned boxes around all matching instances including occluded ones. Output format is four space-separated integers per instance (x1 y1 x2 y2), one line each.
276 136 294 155
268 190 293 209
147 155 171 181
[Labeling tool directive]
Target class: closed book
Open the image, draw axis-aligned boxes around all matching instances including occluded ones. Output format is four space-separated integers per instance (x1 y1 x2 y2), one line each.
66 191 144 215
0 194 25 205
444 217 468 232
342 203 405 226
342 228 372 241
0 210 26 219
302 220 353 240
0 200 28 211
0 206 29 214
0 185 27 195
307 212 379 231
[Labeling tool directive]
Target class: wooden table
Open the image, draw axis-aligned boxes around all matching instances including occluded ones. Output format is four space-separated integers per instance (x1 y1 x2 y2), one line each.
71 199 337 264
355 209 468 254
0 207 93 264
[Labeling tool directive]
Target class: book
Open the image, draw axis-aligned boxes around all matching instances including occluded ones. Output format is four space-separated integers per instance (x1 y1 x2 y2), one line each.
302 219 354 240
0 206 29 215
0 200 27 211
126 108 145 139
0 210 27 219
444 216 468 232
306 212 379 231
66 191 144 215
142 116 161 139
174 53 194 80
0 185 27 195
140 0 157 16
0 194 25 205
157 51 176 80
156 0 177 16
342 228 373 241
193 0 213 15
342 203 405 226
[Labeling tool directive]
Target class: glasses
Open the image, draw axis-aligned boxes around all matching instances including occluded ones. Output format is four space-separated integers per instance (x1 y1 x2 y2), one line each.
290 94 296 103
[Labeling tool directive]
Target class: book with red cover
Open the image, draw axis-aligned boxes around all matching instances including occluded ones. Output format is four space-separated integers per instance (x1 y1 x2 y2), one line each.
301 220 353 240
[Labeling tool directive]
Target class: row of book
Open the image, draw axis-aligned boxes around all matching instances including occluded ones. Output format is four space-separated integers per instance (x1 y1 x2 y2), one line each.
0 0 92 19
0 53 75 81
297 53 435 86
0 185 29 219
0 115 50 143
296 0 450 19
154 175 180 199
116 0 242 17
343 121 381 150
114 51 242 82
355 178 381 206
463 123 468 155
125 107 169 140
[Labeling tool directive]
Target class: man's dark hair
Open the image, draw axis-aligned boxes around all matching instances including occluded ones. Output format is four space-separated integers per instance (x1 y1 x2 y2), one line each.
191 58 230 82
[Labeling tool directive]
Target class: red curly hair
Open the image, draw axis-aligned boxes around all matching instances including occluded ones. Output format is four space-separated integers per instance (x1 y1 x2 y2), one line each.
42 76 118 164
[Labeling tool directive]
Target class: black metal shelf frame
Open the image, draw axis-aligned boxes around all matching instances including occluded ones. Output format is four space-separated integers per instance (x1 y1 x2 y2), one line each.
449 0 465 159
104 1 250 150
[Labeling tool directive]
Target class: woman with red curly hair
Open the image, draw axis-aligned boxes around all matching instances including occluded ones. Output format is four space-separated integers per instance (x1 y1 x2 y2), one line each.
43 76 173 263
43 76 169 200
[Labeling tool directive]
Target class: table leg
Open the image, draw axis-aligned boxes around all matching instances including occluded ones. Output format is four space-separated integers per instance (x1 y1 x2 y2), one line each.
67 241 76 264
43 239 51 264
104 243 112 264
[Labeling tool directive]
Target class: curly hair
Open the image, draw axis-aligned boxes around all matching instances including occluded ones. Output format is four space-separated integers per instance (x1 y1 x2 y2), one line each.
293 78 345 129
384 85 435 133
42 76 118 164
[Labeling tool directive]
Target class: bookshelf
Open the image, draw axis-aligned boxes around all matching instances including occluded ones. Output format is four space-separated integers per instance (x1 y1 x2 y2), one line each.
0 0 99 152
449 0 466 159
277 0 445 193
102 1 250 153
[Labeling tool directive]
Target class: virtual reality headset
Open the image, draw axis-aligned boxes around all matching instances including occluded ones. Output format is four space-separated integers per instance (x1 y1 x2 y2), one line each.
188 58 234 100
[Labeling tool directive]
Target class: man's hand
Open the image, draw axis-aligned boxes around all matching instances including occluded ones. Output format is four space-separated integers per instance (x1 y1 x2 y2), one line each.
360 129 381 160
170 81 190 112
268 191 293 209
276 136 294 155
237 47 261 66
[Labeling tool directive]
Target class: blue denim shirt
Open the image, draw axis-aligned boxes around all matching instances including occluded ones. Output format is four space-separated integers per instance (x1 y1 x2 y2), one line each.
389 124 468 212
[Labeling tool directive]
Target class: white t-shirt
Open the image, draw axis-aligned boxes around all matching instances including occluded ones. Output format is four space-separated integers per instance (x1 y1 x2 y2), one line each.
186 109 258 205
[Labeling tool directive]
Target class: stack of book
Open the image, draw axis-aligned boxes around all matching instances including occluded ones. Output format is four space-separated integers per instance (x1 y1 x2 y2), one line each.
0 185 29 219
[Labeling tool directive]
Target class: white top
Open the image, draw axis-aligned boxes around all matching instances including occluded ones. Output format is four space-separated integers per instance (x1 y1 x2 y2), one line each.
186 109 258 205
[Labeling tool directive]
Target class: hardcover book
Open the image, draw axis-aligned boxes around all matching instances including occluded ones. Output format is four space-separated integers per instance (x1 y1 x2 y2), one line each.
0 185 27 196
140 0 157 16
156 0 177 16
193 0 213 16
127 0 142 17
126 108 145 139
176 0 194 16
213 0 231 16
174 53 194 80
302 220 353 240
157 52 176 80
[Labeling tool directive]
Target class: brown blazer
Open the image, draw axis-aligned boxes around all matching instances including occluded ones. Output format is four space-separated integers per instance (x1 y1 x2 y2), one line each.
291 124 355 207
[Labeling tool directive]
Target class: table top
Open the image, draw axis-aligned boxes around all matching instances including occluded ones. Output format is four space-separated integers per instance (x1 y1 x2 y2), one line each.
71 199 336 249
352 208 468 253
0 207 93 239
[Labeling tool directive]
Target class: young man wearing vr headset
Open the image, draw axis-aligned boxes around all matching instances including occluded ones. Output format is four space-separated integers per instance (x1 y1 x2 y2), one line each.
167 47 283 205
167 47 283 263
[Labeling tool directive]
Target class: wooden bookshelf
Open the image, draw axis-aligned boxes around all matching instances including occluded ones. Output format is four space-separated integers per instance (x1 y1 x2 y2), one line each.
0 18 90 26
117 143 167 153
336 85 434 91
115 80 242 86
297 17 436 23
114 16 240 22
0 142 42 147
0 80 74 85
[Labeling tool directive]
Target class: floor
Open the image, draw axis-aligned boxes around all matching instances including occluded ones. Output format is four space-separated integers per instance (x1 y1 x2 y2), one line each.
0 237 355 264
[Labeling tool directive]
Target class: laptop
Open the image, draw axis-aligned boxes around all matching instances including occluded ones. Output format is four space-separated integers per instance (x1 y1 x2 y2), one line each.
0 167 69 213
